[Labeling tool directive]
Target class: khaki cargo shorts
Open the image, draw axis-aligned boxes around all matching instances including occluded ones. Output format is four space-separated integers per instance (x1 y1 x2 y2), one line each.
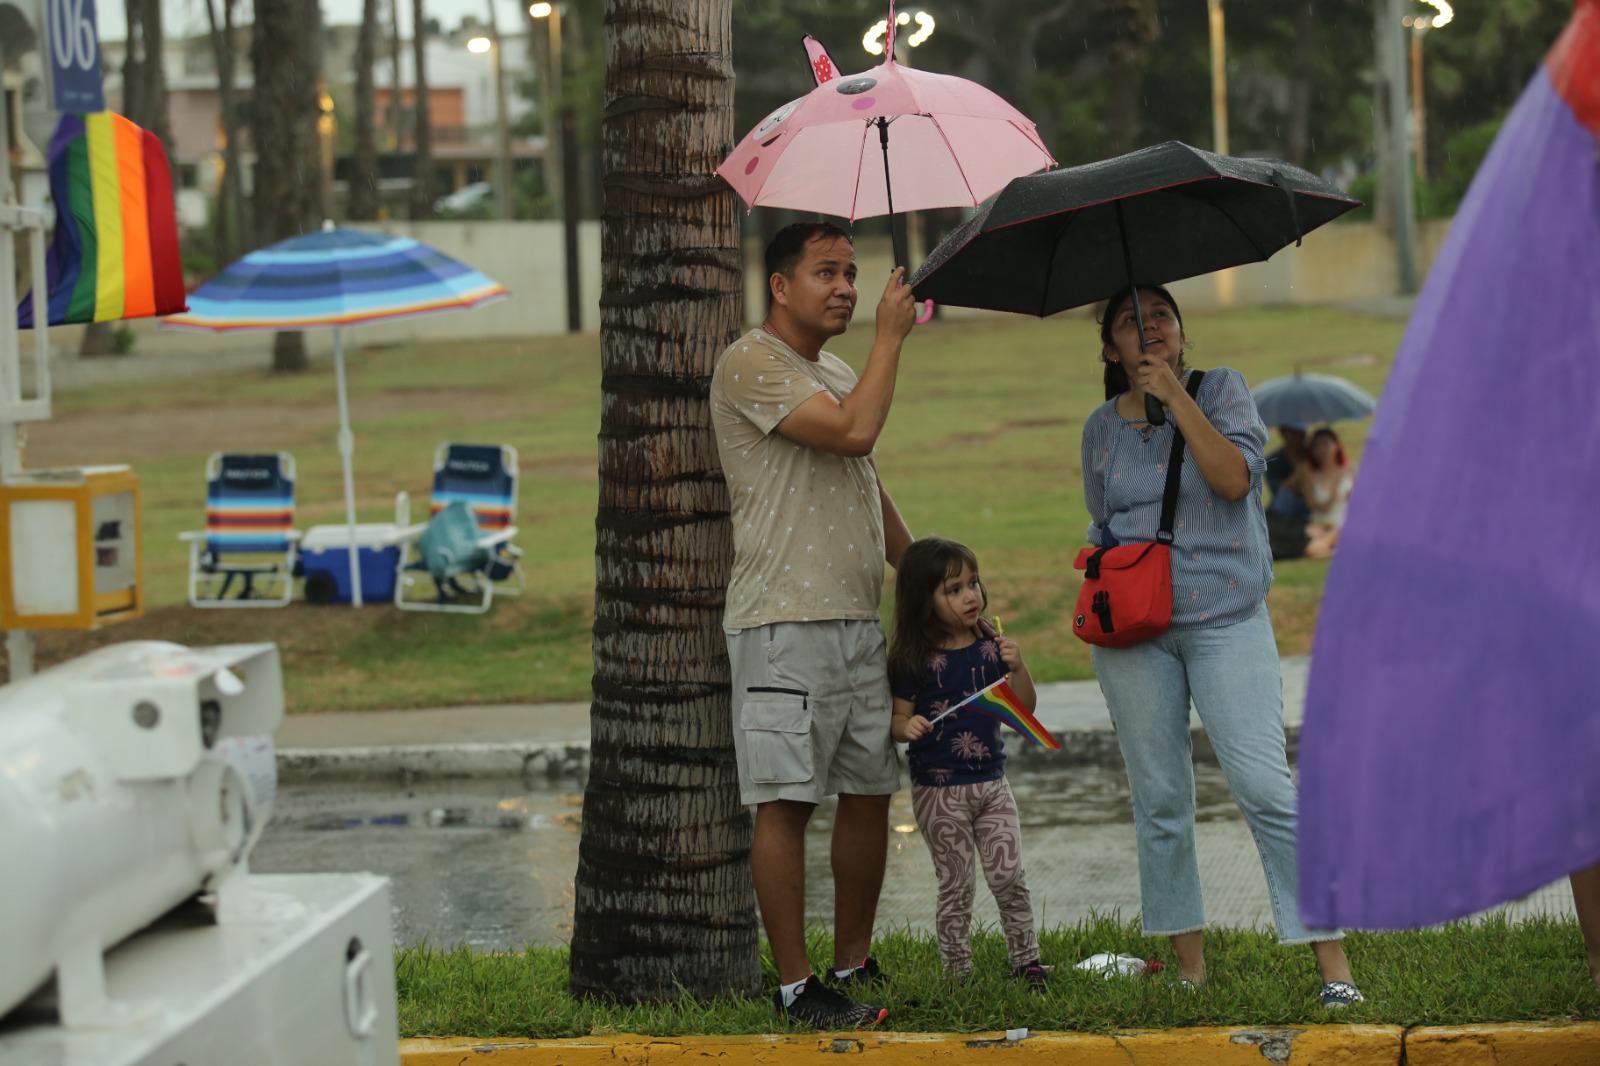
725 619 902 806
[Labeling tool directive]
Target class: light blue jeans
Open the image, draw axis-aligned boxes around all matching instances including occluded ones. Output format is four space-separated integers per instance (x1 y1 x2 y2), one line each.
1092 605 1339 944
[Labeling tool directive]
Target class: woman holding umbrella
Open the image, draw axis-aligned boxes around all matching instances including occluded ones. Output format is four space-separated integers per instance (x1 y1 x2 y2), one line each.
1080 284 1363 1008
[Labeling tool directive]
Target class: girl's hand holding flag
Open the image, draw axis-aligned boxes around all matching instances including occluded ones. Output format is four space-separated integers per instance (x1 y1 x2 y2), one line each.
994 616 1024 673
891 713 933 743
928 676 1061 750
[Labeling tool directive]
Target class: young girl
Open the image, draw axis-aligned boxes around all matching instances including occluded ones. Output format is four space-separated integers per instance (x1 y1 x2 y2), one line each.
888 537 1047 988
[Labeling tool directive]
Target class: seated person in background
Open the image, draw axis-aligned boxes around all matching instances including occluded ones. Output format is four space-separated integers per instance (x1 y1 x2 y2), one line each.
1283 427 1356 559
1265 425 1311 518
1263 425 1311 559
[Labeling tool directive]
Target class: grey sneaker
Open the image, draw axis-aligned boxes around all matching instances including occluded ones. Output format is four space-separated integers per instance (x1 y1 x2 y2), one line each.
775 975 887 1030
1320 980 1365 1008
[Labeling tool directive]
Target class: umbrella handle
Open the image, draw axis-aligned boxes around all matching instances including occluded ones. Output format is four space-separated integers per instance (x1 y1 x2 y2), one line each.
878 117 910 268
1144 392 1165 426
1115 202 1166 428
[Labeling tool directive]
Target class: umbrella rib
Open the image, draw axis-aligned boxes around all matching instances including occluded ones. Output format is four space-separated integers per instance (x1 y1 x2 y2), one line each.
1036 208 1084 316
849 119 874 222
925 114 980 207
1207 195 1274 262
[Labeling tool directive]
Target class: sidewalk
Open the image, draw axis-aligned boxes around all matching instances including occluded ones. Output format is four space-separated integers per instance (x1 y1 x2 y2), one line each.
275 658 1311 782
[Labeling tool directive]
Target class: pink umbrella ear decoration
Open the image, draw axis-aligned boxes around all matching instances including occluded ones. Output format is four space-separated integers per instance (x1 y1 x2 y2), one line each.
716 0 1055 272
803 35 837 86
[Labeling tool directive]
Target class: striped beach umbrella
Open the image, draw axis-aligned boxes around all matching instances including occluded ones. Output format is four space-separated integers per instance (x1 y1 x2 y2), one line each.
162 225 509 606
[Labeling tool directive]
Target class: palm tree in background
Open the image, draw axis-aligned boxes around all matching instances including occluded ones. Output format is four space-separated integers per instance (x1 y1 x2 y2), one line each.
348 0 382 220
409 0 434 218
250 0 320 370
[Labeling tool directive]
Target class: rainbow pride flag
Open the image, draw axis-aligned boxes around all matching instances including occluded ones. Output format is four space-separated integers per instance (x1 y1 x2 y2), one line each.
17 112 187 328
938 677 1061 750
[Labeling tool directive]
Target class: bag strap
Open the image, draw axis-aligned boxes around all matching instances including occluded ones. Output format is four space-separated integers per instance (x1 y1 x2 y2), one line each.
1156 370 1206 545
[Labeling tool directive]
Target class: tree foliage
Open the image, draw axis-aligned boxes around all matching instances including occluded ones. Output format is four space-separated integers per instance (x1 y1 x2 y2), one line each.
715 0 1574 202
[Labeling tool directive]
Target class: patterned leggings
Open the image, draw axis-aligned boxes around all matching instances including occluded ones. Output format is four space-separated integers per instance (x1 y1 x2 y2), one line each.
911 776 1039 974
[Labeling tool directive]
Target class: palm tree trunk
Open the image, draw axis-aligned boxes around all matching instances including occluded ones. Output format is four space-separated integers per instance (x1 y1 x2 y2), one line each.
568 0 758 1003
348 0 382 220
205 0 249 262
122 0 173 155
1099 0 1161 155
1286 1 1317 164
387 0 404 150
252 0 319 371
408 0 434 219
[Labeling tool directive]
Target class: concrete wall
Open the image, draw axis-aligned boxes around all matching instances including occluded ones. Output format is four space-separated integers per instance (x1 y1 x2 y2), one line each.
344 221 604 343
746 218 1455 325
40 216 1448 365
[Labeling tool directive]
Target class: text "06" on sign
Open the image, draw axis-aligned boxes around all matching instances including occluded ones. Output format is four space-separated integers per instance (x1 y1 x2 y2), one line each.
51 0 99 70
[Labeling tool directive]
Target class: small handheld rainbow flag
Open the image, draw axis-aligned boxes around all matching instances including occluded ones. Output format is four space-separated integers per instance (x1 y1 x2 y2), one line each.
930 676 1061 750
17 112 187 328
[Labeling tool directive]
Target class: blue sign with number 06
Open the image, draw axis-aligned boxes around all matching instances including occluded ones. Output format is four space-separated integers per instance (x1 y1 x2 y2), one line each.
46 0 106 114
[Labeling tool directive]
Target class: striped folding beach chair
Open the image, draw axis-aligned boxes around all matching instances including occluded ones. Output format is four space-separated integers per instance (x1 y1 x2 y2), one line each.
179 453 300 607
393 443 524 613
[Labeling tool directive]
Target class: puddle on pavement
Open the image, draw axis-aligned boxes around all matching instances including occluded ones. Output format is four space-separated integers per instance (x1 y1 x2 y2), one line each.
254 761 1248 949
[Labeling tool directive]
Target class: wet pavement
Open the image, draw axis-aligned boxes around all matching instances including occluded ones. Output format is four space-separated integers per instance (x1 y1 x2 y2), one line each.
253 758 1578 950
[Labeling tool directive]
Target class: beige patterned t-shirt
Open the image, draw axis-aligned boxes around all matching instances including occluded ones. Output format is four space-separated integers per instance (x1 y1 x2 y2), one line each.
711 328 885 630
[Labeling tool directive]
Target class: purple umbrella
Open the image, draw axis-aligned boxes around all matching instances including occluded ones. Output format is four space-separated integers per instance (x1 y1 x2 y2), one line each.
1297 0 1600 929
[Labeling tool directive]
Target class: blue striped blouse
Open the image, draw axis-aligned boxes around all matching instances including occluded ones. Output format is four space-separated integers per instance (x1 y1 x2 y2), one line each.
1080 367 1273 629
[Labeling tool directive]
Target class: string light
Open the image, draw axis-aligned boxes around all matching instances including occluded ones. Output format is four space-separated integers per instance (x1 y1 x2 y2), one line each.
862 9 935 55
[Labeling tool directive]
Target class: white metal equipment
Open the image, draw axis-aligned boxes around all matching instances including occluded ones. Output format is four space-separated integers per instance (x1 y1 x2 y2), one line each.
0 641 399 1065
0 873 399 1066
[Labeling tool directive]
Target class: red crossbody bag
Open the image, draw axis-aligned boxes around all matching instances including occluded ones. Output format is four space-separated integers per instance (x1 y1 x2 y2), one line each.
1072 371 1205 648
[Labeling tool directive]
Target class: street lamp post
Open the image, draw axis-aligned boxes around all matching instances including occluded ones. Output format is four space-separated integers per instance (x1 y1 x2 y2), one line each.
1409 20 1427 180
1207 0 1228 155
469 5 514 221
1404 2 1451 181
317 88 337 218
530 1 561 215
1377 0 1418 294
1206 0 1235 306
531 1 581 332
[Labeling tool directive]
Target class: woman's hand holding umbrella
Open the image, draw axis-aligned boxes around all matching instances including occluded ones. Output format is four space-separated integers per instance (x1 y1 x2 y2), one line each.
1129 355 1184 409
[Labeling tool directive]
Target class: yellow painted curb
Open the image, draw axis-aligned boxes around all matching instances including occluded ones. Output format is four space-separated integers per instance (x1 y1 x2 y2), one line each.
1403 1022 1600 1065
401 1025 1403 1065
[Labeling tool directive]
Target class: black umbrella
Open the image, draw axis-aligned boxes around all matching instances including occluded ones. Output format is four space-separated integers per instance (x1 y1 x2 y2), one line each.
909 141 1361 424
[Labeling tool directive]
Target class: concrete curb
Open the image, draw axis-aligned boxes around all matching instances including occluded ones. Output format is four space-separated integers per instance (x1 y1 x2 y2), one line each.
276 742 590 783
397 1024 1599 1065
1403 1022 1600 1064
274 658 1311 784
276 728 1302 784
399 1025 1402 1064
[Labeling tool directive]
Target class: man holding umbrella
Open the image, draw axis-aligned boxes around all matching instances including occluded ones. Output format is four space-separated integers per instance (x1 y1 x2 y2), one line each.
712 223 917 1027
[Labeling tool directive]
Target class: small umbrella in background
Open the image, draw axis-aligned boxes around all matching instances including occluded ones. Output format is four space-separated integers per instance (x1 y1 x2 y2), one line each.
1251 372 1377 427
162 224 508 606
716 0 1054 269
910 141 1361 425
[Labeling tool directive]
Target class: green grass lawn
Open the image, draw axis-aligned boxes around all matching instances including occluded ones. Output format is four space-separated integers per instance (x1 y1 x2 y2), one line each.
396 918 1599 1037
22 307 1404 712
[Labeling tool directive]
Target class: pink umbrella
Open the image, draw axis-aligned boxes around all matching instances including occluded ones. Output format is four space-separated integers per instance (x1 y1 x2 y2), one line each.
716 1 1054 267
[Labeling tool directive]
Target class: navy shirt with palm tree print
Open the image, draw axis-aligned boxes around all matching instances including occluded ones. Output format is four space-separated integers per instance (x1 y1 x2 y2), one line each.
891 638 1008 787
